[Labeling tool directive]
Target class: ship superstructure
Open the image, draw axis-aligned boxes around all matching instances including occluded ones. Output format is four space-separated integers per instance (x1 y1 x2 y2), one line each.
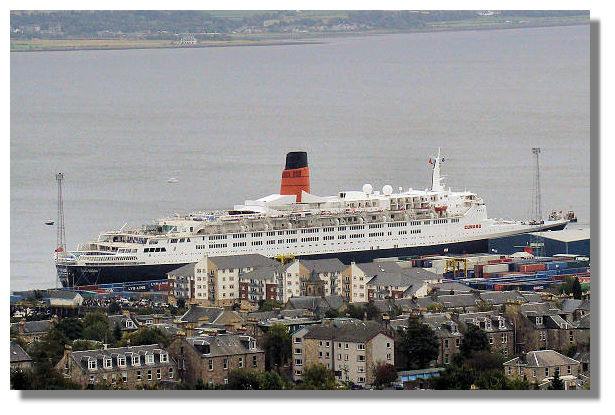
56 150 568 287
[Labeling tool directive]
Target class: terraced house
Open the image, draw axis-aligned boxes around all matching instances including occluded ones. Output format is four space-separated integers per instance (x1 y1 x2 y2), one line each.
168 333 265 386
55 344 177 388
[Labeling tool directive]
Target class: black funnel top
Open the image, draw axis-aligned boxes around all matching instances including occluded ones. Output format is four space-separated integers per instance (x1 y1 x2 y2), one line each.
285 151 308 170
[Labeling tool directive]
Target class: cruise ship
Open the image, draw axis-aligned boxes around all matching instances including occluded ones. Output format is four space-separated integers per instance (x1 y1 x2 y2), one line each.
56 150 568 287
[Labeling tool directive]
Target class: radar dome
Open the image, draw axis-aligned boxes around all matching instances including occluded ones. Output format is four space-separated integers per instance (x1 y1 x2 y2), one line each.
382 185 393 196
362 183 373 195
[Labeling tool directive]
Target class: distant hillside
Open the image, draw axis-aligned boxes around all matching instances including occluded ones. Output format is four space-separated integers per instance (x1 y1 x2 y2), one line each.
10 10 589 40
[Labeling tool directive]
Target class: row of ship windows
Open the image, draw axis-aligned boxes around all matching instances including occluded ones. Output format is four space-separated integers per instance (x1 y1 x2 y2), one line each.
212 230 427 248
206 220 455 241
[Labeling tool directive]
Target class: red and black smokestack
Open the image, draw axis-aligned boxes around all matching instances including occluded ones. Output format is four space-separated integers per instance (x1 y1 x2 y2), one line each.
280 151 310 202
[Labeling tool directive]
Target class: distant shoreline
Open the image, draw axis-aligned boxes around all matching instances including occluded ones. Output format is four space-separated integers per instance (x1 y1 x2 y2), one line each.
10 20 589 53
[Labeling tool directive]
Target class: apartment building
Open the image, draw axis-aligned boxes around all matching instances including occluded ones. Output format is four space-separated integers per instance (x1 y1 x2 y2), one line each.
292 318 394 387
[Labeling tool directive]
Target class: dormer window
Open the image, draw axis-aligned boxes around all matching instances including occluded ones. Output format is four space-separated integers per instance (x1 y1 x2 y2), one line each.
536 316 543 325
132 355 140 366
103 358 112 369
146 354 155 365
249 340 256 350
499 318 506 329
485 320 492 330
88 359 97 370
117 356 126 367
160 353 168 363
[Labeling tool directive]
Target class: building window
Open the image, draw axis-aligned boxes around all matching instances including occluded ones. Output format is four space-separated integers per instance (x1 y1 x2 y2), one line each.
488 335 494 344
545 368 549 377
294 337 302 344
386 342 391 348
239 357 244 368
156 368 162 380
387 353 392 361
224 378 228 385
502 334 507 343
208 359 213 371
137 370 142 381
295 358 303 366
88 359 97 370
169 367 174 378
567 365 572 375
344 343 349 349
532 369 537 378
444 339 449 349
122 372 128 383
357 355 366 362
147 370 152 381
357 344 365 350
160 353 168 363
252 355 258 368
223 358 228 370
132 355 140 366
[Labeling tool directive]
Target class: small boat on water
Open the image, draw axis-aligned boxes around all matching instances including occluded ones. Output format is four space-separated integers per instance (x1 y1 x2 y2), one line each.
167 178 179 184
45 220 54 226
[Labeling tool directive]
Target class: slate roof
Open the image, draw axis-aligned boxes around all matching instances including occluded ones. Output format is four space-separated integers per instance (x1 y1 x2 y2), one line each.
177 306 224 324
12 319 53 334
70 344 173 372
431 282 473 294
185 334 263 357
166 263 196 278
479 291 527 305
458 311 511 331
504 350 580 368
560 298 590 315
240 265 281 281
286 295 344 313
10 341 32 363
436 293 479 309
299 258 346 274
576 313 591 329
208 254 279 270
303 319 390 343
519 302 561 317
44 290 83 300
107 314 138 331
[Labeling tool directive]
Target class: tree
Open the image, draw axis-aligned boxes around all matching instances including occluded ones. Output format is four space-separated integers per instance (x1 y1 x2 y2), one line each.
263 324 291 370
82 312 112 343
258 371 285 390
227 368 262 390
396 316 439 369
297 364 337 390
549 371 565 390
475 369 509 390
108 301 121 315
373 363 398 388
345 304 364 320
53 317 83 341
176 297 186 309
460 324 490 357
364 301 382 321
258 299 283 312
572 277 583 300
113 323 123 343
120 326 171 348
72 339 103 351
324 308 340 318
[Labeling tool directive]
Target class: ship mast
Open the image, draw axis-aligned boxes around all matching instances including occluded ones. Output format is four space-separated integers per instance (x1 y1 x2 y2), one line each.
531 147 542 222
55 173 66 254
430 148 444 192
